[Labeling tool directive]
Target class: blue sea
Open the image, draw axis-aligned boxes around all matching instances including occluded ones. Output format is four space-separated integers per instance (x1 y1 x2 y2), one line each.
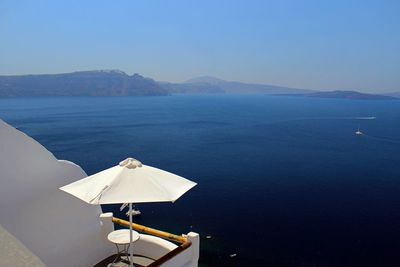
1 94 400 266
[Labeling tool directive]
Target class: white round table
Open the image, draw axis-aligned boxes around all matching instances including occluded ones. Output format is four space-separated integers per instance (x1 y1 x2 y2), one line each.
107 229 140 266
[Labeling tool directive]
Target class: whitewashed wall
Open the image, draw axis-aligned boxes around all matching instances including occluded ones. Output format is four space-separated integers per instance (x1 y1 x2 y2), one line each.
0 120 114 266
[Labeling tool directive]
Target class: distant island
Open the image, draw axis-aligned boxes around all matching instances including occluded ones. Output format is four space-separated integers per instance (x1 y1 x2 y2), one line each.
0 70 168 97
160 76 398 100
382 91 400 98
304 90 398 100
160 76 314 95
278 90 398 100
0 71 398 100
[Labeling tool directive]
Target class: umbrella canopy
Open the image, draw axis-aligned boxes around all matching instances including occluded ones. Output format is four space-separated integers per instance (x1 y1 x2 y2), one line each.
59 157 196 267
60 158 197 204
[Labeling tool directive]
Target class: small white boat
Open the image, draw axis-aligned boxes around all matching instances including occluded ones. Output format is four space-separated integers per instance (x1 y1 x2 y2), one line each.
121 203 141 216
126 208 141 217
355 127 363 135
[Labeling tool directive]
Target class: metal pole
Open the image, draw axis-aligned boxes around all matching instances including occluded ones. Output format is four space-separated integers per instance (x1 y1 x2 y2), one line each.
129 203 133 267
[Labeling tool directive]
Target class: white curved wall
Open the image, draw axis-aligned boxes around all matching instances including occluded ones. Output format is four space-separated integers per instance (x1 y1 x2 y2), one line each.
0 120 114 266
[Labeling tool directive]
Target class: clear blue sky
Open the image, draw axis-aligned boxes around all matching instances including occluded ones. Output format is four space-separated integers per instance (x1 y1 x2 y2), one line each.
1 0 399 92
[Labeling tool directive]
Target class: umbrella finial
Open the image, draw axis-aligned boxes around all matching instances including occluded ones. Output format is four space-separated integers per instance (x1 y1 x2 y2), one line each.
119 158 142 169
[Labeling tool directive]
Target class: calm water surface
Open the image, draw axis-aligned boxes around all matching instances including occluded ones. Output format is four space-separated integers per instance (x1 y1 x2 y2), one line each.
1 95 400 266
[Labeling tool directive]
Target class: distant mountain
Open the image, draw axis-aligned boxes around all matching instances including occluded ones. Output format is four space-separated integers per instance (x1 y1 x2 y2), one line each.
304 90 397 100
160 76 314 95
159 81 225 94
185 76 227 85
2 71 395 100
0 70 168 97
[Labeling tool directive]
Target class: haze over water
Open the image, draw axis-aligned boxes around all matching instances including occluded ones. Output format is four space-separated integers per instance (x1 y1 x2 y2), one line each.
1 94 400 266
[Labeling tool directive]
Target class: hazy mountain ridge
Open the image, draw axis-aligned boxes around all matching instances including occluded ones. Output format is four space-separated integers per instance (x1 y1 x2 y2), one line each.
159 81 225 94
0 70 168 97
185 76 227 84
161 76 315 95
0 72 397 100
162 76 398 100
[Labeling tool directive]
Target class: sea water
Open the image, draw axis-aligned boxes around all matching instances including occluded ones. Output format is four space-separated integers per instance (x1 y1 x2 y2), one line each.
1 94 400 266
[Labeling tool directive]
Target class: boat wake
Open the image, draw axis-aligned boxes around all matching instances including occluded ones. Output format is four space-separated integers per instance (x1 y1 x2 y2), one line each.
351 116 376 120
264 116 377 125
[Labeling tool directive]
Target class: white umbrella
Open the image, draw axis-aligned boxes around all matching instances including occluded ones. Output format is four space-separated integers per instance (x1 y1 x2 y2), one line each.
60 158 197 267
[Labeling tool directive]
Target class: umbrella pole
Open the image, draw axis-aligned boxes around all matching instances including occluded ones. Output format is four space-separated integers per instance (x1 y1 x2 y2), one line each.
129 203 133 267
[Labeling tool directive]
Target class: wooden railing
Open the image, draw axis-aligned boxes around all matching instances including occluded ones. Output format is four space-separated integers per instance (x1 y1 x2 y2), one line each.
112 217 187 243
147 240 191 267
112 217 192 267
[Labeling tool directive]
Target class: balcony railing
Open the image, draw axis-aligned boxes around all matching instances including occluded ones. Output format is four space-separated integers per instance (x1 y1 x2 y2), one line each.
95 217 194 267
